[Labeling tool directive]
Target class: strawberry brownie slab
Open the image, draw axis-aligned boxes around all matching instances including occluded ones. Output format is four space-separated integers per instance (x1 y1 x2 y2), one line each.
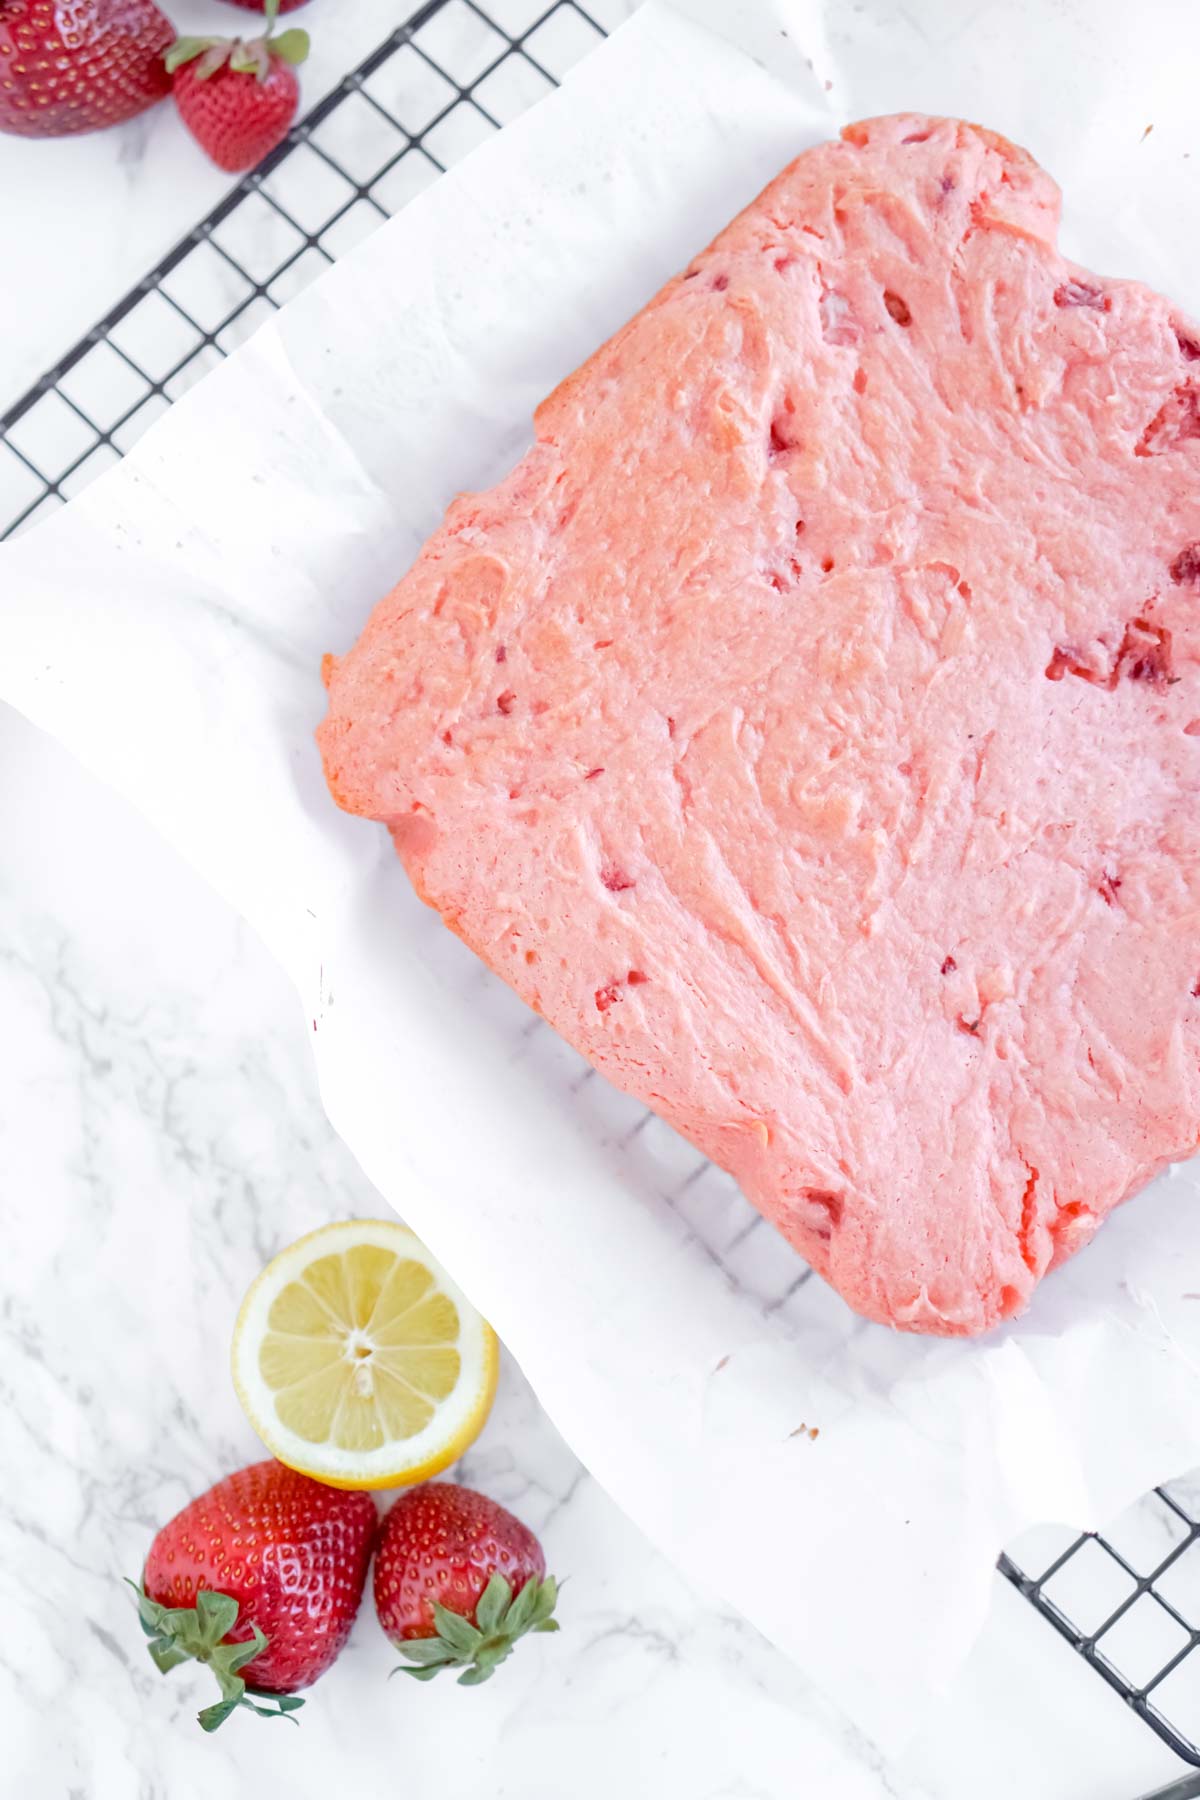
319 114 1200 1336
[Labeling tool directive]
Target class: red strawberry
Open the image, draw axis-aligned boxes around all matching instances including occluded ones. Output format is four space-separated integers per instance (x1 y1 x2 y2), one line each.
133 1459 376 1731
374 1483 560 1686
0 0 173 138
166 0 308 174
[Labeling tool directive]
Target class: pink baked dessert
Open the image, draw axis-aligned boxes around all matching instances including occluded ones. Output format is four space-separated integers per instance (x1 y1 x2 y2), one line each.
319 116 1200 1335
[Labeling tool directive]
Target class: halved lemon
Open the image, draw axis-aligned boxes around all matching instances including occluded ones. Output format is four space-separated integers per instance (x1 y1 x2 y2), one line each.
231 1219 499 1490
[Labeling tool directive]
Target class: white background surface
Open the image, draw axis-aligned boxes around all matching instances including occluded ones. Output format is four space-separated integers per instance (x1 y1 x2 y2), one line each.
0 1 1195 1794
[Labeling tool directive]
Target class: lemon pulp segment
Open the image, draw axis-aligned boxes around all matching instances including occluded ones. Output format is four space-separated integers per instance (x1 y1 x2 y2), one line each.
232 1220 498 1489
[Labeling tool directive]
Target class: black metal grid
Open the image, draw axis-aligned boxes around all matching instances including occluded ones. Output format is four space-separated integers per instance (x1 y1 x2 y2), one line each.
0 0 615 539
3 0 1200 1775
1001 1481 1200 1768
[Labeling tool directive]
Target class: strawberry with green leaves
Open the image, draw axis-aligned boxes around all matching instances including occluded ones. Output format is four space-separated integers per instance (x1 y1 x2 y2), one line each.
132 1458 376 1731
166 0 308 174
375 1482 560 1686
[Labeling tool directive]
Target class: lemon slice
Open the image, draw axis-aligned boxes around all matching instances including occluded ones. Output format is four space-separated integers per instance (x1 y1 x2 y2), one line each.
232 1219 499 1490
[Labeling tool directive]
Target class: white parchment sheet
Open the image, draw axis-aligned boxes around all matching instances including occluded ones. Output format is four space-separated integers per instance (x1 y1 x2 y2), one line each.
2 0 1198 1750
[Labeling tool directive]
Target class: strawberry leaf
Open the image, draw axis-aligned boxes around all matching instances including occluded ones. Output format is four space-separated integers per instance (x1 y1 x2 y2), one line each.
195 42 235 81
474 1571 512 1638
195 1588 239 1643
226 1637 270 1677
388 1573 563 1690
271 28 310 66
229 39 271 80
394 1638 458 1666
246 1689 304 1711
432 1605 484 1659
126 1579 287 1733
240 1692 304 1722
165 35 222 74
146 1637 192 1675
530 1575 558 1625
504 1575 540 1637
210 1634 266 1681
198 1697 242 1734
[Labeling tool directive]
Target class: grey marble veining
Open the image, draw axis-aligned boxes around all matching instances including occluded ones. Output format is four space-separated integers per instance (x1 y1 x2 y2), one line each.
1 0 1197 1789
0 703 917 1798
2 629 1191 1800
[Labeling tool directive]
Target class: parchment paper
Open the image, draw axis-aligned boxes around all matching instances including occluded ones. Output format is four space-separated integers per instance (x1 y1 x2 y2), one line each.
2 0 1198 1750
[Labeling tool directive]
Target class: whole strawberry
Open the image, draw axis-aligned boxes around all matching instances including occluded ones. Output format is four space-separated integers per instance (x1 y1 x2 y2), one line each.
0 0 173 137
166 0 308 174
375 1483 559 1686
133 1459 376 1731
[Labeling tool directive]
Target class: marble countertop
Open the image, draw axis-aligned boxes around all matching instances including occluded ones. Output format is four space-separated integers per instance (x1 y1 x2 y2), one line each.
0 2 1194 1795
10 683 1192 1800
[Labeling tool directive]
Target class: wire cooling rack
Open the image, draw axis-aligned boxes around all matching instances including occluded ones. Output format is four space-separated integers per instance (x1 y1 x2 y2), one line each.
0 0 618 539
1001 1480 1200 1771
3 0 1200 1778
